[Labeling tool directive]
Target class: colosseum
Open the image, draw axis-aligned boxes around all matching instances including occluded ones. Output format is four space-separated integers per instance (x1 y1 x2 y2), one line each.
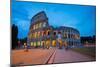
27 11 81 49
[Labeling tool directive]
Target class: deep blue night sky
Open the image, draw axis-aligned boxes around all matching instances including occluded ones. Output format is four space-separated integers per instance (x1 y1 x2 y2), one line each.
11 0 96 38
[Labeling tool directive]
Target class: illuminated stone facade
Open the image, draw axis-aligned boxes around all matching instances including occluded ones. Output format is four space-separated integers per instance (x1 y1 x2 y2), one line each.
27 11 81 48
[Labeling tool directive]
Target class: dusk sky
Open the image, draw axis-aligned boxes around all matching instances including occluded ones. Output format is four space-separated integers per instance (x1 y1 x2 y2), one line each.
11 0 96 39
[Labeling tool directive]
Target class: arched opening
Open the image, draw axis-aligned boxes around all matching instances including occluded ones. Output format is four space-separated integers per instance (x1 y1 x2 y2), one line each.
52 40 56 47
33 42 36 47
63 40 68 47
58 31 61 34
37 32 40 38
64 33 67 38
41 41 45 48
46 39 50 49
58 39 63 48
46 30 50 36
43 31 46 36
43 22 46 27
42 31 44 36
42 31 46 36
31 42 34 46
34 32 37 38
37 41 41 47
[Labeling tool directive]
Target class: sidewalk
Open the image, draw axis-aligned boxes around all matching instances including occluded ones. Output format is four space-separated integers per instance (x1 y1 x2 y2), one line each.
52 49 95 64
11 48 55 66
11 48 95 66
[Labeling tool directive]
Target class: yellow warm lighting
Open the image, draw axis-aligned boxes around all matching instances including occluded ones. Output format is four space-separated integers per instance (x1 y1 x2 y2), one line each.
37 41 40 46
46 30 50 35
34 32 37 38
58 39 63 46
30 34 32 39
41 41 45 46
31 42 34 46
38 32 40 38
33 33 34 38
36 24 38 29
46 40 50 45
52 40 56 47
34 42 36 47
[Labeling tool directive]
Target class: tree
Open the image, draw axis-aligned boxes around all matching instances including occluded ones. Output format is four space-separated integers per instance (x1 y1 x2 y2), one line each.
12 24 18 49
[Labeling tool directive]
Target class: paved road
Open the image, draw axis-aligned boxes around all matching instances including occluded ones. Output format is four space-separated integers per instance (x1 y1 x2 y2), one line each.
47 48 95 64
11 48 55 66
11 48 95 66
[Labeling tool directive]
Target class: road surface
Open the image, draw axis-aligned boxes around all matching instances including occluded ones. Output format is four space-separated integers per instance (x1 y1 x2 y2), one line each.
11 48 55 65
47 48 95 64
11 47 95 66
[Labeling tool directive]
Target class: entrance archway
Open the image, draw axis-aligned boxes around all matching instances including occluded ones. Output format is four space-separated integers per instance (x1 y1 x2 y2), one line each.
52 40 56 47
41 41 45 48
46 39 50 49
57 39 63 48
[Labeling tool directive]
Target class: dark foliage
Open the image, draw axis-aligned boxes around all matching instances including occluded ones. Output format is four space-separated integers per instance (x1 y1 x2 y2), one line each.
18 37 27 46
11 24 18 49
80 35 96 44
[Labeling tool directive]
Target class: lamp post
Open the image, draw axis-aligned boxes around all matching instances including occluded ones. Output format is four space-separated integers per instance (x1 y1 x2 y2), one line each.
24 43 28 52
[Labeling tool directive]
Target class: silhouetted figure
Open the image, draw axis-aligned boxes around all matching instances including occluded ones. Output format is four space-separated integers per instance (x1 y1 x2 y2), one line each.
42 42 45 49
57 32 63 49
12 24 18 49
24 43 28 52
